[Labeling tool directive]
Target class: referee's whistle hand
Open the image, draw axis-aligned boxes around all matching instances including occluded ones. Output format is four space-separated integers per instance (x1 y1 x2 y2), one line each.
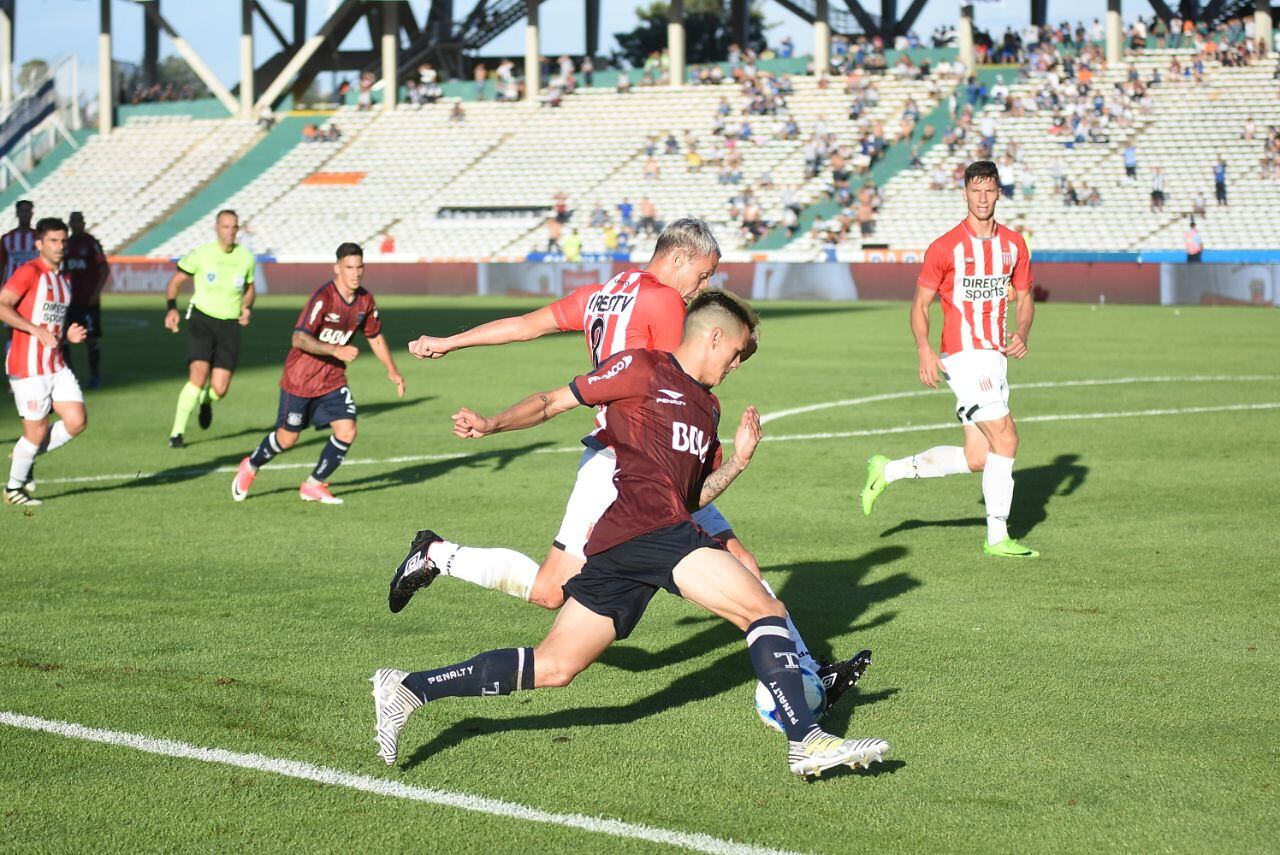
164 309 180 333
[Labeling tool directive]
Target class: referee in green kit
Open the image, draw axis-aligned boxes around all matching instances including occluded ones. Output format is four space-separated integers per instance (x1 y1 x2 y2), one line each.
164 210 256 448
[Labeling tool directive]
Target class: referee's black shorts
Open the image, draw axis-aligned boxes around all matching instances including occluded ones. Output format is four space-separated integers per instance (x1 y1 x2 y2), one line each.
186 307 241 370
563 521 724 640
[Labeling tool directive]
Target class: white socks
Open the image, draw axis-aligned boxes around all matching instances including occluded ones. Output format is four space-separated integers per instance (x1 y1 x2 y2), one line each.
7 437 38 489
40 421 74 454
982 453 1015 545
428 540 539 602
883 446 970 483
759 578 819 672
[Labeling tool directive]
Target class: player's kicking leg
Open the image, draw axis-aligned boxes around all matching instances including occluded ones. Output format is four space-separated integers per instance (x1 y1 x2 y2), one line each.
671 543 889 777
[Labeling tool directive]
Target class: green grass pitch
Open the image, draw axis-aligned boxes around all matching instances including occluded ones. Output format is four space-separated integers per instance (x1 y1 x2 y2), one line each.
1 294 1277 853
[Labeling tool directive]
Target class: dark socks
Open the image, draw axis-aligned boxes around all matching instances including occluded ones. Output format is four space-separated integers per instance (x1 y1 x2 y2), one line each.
746 616 820 742
311 436 350 481
249 432 282 469
403 648 535 703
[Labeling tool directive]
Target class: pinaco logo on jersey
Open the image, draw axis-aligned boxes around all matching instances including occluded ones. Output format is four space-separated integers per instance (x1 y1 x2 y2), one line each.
671 421 711 462
587 355 632 384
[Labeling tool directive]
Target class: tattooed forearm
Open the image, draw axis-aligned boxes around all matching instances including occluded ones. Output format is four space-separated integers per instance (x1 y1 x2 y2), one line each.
699 455 747 507
539 394 551 420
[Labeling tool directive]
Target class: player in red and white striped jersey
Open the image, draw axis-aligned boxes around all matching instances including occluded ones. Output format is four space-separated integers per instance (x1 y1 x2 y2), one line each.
861 160 1040 559
0 200 38 283
0 217 89 506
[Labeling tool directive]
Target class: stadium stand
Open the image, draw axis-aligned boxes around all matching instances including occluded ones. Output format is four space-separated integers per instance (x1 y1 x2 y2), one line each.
0 116 260 252
837 47 1280 253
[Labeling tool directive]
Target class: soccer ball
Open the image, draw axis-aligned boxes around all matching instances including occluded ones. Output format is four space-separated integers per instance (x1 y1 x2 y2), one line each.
754 665 827 733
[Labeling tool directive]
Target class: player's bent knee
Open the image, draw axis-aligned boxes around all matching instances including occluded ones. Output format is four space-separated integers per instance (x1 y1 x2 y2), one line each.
966 450 987 471
532 657 584 688
333 425 357 444
745 596 788 624
275 429 299 450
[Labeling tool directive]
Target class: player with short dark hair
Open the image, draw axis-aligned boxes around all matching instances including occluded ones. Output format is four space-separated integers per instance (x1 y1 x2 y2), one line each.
62 212 110 388
231 242 404 505
0 200 37 283
0 217 88 506
163 210 256 448
862 159 1039 558
373 291 890 777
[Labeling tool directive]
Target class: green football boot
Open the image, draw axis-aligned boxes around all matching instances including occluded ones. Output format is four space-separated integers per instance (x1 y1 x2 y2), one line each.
983 538 1040 559
860 455 890 516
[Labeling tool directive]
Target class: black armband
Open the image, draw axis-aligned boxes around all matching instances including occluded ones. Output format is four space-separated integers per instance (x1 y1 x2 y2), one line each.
167 299 178 311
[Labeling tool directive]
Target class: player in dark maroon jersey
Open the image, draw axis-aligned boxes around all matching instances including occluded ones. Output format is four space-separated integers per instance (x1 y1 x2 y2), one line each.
62 212 110 388
231 242 404 505
372 291 891 778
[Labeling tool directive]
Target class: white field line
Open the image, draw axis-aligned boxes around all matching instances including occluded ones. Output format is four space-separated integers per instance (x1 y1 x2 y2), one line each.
758 375 1280 424
32 375 1280 487
759 402 1280 443
36 401 1280 487
0 712 801 855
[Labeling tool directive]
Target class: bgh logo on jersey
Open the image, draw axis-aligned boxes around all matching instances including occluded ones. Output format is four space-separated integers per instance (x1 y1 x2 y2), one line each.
318 328 354 345
671 421 711 462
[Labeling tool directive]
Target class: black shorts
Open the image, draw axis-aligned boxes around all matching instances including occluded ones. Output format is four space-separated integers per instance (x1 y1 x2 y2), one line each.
275 386 356 432
66 304 102 338
186 307 241 370
564 521 724 640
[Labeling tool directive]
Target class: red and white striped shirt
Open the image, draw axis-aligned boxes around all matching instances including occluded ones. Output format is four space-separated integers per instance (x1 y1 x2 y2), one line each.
549 269 687 433
917 220 1031 355
4 258 72 379
0 227 37 283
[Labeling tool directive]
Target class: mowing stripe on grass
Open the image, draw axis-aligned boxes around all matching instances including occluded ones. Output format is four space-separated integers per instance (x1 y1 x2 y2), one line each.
0 712 801 855
758 375 1280 424
34 400 1280 487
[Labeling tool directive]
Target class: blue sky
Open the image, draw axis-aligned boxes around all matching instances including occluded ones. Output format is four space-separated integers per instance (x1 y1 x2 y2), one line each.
20 0 1153 98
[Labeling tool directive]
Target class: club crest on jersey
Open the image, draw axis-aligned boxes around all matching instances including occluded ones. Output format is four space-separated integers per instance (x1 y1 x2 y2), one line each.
671 422 711 462
587 355 632 384
656 388 686 406
1002 251 1013 267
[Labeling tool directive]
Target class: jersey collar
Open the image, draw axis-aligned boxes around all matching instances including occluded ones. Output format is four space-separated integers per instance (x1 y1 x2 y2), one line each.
665 353 712 391
961 218 1000 241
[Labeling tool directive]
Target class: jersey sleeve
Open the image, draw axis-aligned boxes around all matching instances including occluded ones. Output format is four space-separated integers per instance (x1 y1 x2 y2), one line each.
295 289 329 334
2 263 33 299
916 239 950 292
1010 234 1032 292
548 284 597 331
242 251 255 286
176 247 200 276
362 296 383 338
638 286 686 351
569 350 651 407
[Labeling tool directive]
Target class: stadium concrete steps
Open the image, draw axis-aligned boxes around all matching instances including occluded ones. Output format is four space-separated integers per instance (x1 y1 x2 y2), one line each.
0 128 94 210
755 74 966 252
123 115 314 257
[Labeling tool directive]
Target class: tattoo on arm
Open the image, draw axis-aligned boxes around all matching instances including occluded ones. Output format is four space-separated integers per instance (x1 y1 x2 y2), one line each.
699 456 746 507
292 331 333 357
539 394 551 420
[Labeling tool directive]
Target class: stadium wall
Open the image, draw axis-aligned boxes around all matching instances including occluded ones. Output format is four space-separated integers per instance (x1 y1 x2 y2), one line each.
104 259 1278 306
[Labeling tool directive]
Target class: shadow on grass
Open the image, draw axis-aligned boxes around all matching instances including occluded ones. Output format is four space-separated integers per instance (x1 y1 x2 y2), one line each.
400 544 917 770
878 454 1088 540
247 440 556 499
49 450 250 498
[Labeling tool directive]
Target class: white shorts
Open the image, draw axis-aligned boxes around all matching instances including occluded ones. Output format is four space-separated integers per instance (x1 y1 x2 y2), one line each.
941 350 1009 425
9 367 83 421
553 445 733 559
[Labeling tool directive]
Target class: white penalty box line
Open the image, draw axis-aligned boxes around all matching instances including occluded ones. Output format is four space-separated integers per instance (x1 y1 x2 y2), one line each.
0 712 801 855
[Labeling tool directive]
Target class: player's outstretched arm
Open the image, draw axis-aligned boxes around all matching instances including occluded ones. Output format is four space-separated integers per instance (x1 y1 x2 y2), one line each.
366 334 405 397
453 385 580 439
409 305 561 359
164 270 192 333
1006 288 1035 359
910 285 943 388
698 406 762 507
